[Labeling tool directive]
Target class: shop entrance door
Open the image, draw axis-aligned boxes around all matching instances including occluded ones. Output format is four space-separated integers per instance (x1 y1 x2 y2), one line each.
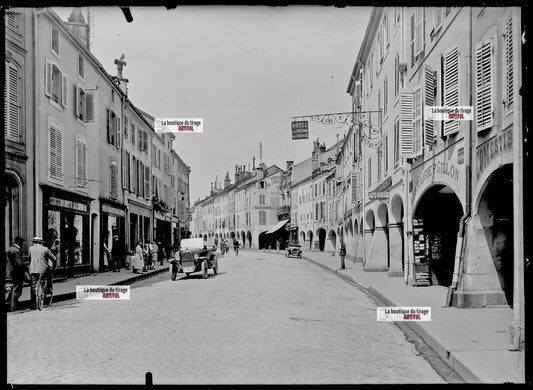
414 185 463 287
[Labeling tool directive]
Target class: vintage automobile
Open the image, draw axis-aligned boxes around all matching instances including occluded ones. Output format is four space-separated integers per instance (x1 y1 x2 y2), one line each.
170 238 218 280
286 224 302 259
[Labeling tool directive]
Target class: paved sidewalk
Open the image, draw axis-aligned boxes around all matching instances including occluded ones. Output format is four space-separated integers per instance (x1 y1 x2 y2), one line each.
295 249 524 383
14 262 169 309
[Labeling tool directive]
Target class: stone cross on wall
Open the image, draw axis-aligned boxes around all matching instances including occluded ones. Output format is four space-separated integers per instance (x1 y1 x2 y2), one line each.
114 54 126 79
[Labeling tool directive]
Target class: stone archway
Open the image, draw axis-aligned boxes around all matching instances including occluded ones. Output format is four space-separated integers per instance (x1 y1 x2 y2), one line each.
307 230 314 250
389 195 405 276
240 231 245 246
246 231 252 249
473 164 514 305
328 229 337 251
413 184 463 287
300 231 306 246
316 228 326 251
363 210 375 268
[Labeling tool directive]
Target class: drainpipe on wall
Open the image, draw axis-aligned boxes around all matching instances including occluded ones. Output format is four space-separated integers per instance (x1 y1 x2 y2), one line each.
510 6 524 351
446 7 473 307
33 9 46 237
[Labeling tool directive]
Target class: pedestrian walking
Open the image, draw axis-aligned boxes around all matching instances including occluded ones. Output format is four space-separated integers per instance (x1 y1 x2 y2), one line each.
233 239 240 255
28 237 56 309
339 238 346 270
276 239 280 253
134 240 145 274
112 235 121 272
158 242 165 266
144 242 150 272
5 236 26 311
149 241 157 269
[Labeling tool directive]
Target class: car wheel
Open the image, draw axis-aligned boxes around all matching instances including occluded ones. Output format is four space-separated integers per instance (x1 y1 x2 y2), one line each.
169 263 177 281
213 259 218 275
201 260 208 279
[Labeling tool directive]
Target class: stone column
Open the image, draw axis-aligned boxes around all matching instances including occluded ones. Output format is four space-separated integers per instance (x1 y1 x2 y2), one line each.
364 227 389 271
363 229 373 266
387 223 404 276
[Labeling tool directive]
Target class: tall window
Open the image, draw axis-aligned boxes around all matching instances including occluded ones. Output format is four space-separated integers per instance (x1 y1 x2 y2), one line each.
393 119 400 165
51 26 60 57
259 194 265 205
78 53 84 79
4 61 21 141
48 123 63 183
131 123 136 146
259 211 266 225
45 60 67 108
383 134 389 174
75 136 88 189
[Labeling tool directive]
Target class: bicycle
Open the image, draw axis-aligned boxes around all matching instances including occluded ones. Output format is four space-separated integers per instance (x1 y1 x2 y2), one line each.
34 272 53 311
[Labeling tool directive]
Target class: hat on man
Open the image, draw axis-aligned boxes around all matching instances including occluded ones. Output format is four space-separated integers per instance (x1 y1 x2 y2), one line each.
32 236 44 243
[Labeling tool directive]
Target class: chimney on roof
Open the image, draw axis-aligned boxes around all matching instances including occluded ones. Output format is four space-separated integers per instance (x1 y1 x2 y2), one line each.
66 8 90 50
286 161 294 170
320 142 326 153
224 172 231 188
210 182 214 195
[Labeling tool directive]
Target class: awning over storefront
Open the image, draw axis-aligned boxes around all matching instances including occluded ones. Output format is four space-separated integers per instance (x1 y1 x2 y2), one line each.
265 219 289 234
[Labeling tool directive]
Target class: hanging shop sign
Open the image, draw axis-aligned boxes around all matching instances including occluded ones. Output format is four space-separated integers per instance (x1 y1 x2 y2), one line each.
475 127 513 180
291 121 309 140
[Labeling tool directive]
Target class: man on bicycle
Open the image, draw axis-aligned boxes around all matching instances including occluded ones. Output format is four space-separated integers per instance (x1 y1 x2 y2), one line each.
28 237 56 310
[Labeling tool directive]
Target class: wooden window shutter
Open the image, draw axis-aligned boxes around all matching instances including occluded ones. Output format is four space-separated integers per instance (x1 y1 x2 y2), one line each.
399 89 414 158
122 149 127 190
443 46 460 136
5 63 20 140
475 39 494 132
130 155 136 193
61 73 68 108
110 161 118 199
145 166 150 200
414 9 424 57
106 109 111 143
410 13 415 67
49 125 63 181
117 116 121 148
86 93 94 122
76 137 87 189
424 64 436 145
504 18 514 114
45 59 52 97
139 162 144 198
124 116 128 139
74 85 79 118
413 87 423 157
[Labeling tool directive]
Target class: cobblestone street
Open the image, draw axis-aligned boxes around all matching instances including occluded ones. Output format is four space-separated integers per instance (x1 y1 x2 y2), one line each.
8 251 445 385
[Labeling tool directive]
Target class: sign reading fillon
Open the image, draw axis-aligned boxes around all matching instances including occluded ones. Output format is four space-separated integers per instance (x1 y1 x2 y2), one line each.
291 120 309 140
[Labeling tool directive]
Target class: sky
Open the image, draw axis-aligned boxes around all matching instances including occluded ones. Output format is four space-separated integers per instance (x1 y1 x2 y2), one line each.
56 6 371 202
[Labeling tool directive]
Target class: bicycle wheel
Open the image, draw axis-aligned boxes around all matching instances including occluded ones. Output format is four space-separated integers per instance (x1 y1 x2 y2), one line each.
36 280 45 311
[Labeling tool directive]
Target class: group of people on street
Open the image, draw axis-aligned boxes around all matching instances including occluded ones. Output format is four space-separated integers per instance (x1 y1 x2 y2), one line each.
128 239 171 274
5 236 56 311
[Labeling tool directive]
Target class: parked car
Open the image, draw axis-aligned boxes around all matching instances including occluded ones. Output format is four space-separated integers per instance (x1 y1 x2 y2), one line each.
170 238 218 280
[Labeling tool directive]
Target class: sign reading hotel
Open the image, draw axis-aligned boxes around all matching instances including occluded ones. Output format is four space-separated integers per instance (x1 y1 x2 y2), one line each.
155 118 203 134
291 120 309 140
426 106 473 121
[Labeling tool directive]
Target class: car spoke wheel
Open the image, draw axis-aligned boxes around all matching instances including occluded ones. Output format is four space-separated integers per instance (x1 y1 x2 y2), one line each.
201 260 208 279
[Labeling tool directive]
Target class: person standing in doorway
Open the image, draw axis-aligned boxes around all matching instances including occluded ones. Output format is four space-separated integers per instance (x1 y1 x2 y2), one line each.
5 236 25 311
112 235 121 272
339 238 346 270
